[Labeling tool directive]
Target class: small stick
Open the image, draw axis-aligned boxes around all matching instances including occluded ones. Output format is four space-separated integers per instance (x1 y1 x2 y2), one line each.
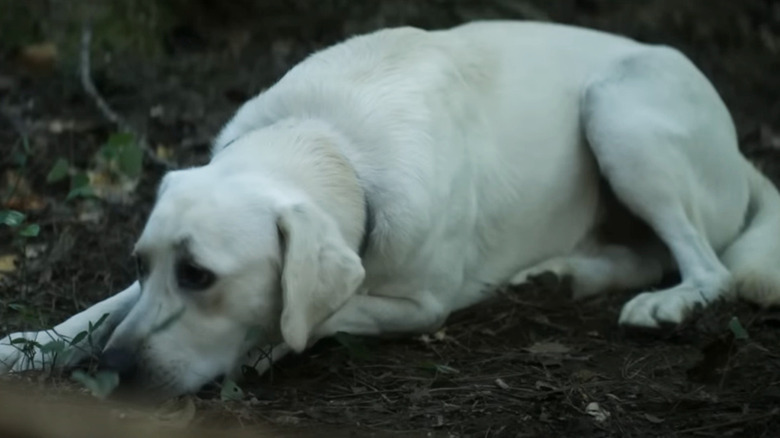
79 23 175 170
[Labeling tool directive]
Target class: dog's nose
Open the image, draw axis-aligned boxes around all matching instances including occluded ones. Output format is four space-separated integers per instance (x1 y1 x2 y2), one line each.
99 348 137 380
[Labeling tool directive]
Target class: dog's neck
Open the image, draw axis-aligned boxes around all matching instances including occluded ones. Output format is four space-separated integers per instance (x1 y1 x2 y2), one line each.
215 118 372 256
248 119 372 256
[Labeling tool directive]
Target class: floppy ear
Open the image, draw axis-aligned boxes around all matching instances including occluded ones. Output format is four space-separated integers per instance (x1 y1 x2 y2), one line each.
277 203 365 353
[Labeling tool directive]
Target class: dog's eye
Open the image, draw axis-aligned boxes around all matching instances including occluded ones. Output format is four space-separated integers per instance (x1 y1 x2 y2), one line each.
135 255 149 279
176 261 215 290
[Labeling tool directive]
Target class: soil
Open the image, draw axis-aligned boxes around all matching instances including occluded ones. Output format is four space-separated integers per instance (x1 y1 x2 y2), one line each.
1 1 779 437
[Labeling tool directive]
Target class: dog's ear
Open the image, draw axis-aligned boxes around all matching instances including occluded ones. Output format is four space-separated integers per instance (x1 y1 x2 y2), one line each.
276 203 364 353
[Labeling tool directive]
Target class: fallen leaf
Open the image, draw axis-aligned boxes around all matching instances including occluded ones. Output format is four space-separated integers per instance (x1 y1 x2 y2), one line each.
495 378 510 390
644 413 664 424
18 42 58 71
87 169 138 204
0 254 18 274
534 380 558 391
2 170 46 211
586 402 610 422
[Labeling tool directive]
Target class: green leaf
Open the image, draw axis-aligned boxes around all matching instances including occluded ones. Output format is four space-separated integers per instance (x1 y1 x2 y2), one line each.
70 331 88 346
9 338 42 349
89 313 110 333
106 132 135 149
7 303 26 312
100 132 134 161
100 144 119 161
18 223 40 237
220 378 245 401
118 142 143 178
40 340 66 355
71 370 119 399
66 185 95 200
71 172 90 189
728 316 749 340
67 172 94 200
0 210 25 227
46 158 70 183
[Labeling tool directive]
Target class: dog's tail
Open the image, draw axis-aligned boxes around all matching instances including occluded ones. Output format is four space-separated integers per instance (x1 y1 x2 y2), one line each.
721 161 780 307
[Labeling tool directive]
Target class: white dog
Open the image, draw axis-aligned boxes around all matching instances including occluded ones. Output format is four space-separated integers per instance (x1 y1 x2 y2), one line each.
2 21 779 396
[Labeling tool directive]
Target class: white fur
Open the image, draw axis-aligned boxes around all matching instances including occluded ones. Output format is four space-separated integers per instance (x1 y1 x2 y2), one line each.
2 21 779 396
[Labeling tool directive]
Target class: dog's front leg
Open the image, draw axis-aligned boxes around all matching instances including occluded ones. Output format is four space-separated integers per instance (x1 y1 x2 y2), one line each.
311 291 448 346
0 282 141 374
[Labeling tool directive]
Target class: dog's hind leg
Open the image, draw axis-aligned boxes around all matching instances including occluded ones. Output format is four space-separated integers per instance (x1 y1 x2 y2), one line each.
510 242 669 299
0 282 141 373
581 47 751 328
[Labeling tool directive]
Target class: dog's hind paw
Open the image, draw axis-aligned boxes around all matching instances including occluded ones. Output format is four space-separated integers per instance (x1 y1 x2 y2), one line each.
618 286 709 328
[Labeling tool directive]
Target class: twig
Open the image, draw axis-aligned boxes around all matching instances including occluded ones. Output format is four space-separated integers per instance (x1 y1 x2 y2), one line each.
79 23 175 170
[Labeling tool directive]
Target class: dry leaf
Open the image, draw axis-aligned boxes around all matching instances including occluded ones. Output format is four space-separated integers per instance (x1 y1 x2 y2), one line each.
585 402 610 422
155 145 175 161
2 170 46 212
0 255 17 272
0 254 18 281
19 42 58 71
87 169 139 204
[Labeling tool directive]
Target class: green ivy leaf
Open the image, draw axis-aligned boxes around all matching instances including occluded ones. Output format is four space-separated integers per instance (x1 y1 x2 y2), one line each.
118 142 143 178
18 223 40 237
106 132 135 149
0 210 25 227
67 172 94 200
66 185 95 200
46 157 70 183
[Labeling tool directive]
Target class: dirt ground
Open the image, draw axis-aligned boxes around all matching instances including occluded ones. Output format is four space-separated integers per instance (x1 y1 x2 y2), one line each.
1 1 779 437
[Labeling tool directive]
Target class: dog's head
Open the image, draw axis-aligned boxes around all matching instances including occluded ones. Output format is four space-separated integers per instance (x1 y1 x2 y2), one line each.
101 126 366 397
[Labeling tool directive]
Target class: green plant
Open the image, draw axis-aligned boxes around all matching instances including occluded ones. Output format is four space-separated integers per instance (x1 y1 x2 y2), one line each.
47 131 144 201
5 312 110 376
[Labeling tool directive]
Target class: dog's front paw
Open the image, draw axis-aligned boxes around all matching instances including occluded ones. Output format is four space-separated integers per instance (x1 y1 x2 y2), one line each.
618 286 708 328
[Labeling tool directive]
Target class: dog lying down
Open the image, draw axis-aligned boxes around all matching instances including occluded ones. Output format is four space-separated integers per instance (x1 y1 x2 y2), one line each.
1 20 779 398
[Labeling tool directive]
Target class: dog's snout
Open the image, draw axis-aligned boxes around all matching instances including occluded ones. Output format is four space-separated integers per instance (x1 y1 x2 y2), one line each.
99 348 138 380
